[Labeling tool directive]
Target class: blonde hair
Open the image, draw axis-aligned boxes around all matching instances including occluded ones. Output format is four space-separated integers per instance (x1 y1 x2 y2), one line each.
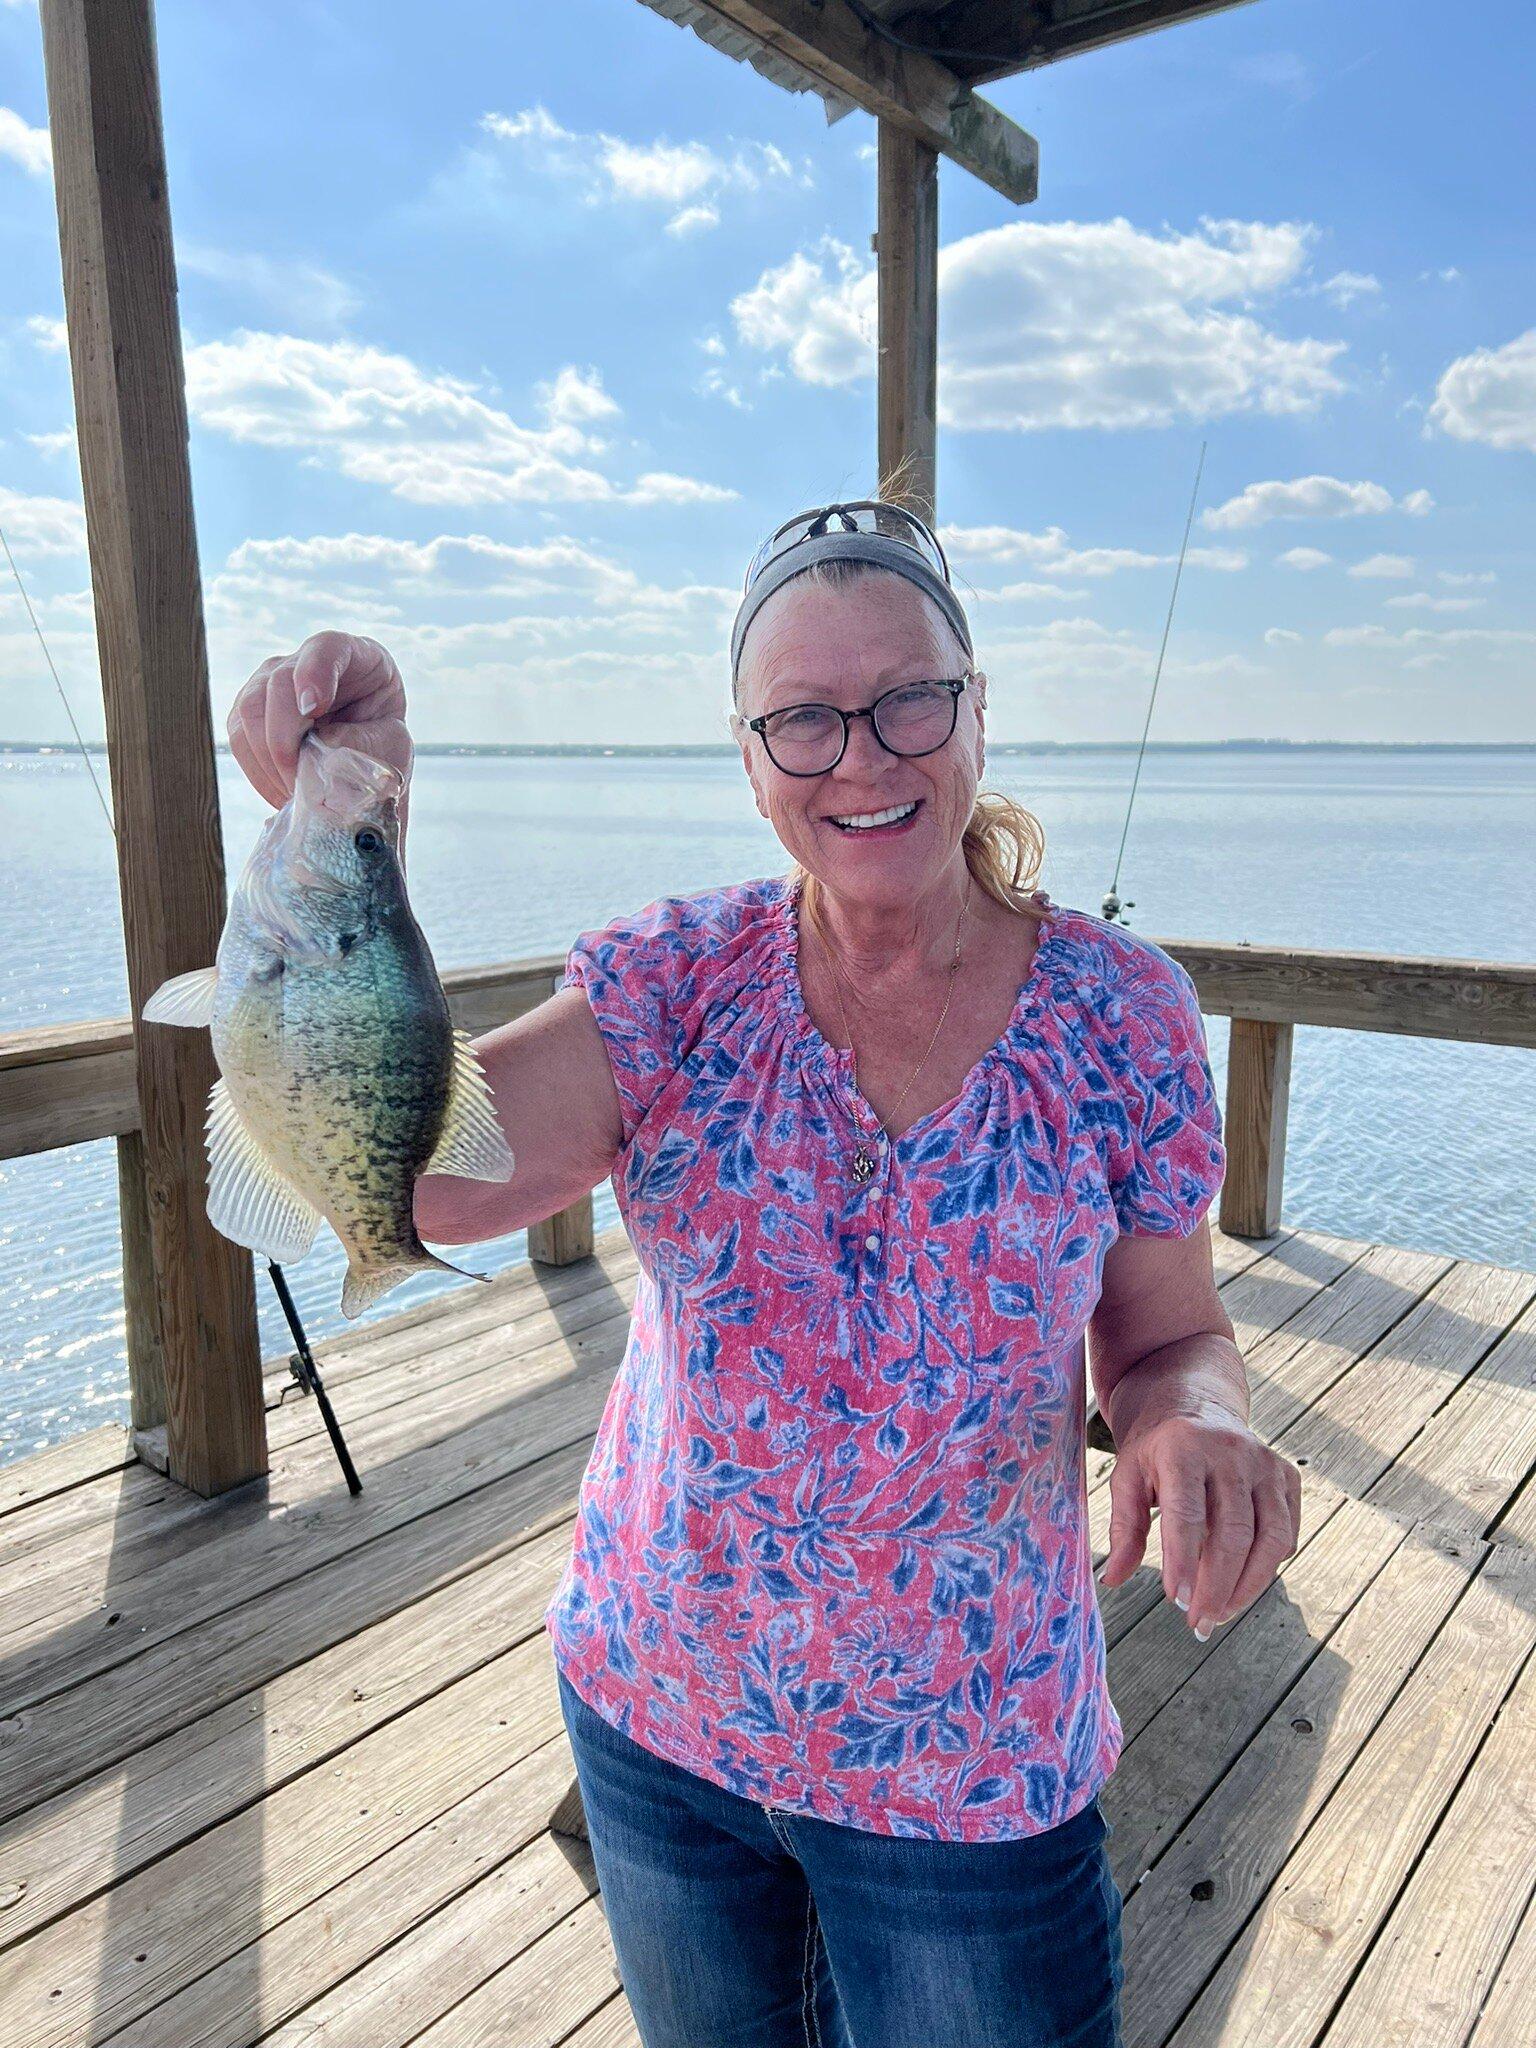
736 547 1049 928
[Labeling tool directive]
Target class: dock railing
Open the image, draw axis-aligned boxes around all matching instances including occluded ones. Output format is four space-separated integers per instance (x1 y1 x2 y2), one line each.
3 938 1533 1480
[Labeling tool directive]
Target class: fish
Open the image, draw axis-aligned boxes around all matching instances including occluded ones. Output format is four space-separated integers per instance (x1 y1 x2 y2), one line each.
142 731 514 1317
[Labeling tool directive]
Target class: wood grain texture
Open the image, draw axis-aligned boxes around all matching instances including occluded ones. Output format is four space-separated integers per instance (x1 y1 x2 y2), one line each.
1220 1016 1291 1238
877 122 939 523
39 0 262 1494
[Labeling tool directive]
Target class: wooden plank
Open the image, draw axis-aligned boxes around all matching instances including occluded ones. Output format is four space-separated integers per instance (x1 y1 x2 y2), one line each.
40 0 264 1495
0 1305 627 1719
1164 938 1536 1049
7 932 1533 1163
0 1427 133 1520
1319 1637 1536 2047
410 1895 621 2048
663 1 1038 203
0 954 561 1162
1465 1882 1536 2048
0 1440 587 1828
0 1518 573 1947
564 1997 642 2048
1365 1295 1536 1539
243 1816 598 2048
1219 1017 1291 1239
1105 1489 1407 1882
1118 1525 1486 2048
0 1635 567 2047
876 122 939 523
1160 1542 1535 2048
0 1311 625 1721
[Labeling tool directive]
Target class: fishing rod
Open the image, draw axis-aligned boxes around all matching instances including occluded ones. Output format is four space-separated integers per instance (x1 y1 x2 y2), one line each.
1102 441 1207 927
7 519 362 1494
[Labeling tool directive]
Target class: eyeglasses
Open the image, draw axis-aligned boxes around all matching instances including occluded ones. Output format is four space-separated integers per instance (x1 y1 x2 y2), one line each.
747 675 970 777
742 500 952 594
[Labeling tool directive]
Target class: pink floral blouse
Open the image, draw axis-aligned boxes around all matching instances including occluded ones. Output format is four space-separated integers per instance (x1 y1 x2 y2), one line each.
545 874 1225 1842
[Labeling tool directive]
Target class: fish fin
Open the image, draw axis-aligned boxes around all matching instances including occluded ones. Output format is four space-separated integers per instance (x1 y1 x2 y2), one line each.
422 1031 516 1183
204 1079 325 1263
142 966 219 1028
341 1249 487 1320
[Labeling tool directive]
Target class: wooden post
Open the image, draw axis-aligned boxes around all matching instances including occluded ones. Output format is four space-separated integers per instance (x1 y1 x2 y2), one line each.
41 0 266 1496
876 121 939 523
527 982 597 1267
1220 1018 1293 1239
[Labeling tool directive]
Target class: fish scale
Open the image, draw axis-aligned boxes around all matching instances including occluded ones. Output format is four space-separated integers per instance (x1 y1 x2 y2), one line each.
142 732 515 1317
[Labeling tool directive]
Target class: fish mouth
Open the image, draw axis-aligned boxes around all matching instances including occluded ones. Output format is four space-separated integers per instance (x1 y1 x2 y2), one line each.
296 731 405 831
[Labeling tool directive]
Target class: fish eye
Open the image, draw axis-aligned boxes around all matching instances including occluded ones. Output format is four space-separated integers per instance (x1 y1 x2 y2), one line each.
353 827 383 853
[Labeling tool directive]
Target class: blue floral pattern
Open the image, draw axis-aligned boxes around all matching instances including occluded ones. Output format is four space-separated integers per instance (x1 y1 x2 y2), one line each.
545 874 1225 1841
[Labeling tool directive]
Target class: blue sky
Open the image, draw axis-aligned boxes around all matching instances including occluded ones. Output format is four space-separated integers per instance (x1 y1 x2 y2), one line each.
1 0 1532 745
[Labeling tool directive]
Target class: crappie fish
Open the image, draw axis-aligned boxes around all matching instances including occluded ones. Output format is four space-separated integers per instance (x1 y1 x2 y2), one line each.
143 732 514 1317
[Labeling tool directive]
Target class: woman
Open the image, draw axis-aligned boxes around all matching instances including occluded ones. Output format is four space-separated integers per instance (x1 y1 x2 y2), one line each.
230 501 1302 2048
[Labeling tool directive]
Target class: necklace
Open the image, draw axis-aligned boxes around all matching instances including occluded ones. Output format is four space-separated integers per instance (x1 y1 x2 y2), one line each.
814 881 971 1184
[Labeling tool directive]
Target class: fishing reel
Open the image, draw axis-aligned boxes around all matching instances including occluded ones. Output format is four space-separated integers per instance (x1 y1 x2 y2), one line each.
1101 890 1135 926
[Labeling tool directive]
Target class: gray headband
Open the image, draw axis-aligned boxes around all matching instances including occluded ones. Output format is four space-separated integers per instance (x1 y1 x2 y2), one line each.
730 531 973 681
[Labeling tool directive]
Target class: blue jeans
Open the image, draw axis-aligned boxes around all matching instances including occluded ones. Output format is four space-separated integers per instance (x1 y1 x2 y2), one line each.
557 1669 1125 2048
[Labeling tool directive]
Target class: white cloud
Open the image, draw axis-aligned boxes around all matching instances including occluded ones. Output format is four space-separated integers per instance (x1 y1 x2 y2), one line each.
1315 270 1380 308
1438 569 1497 586
1277 546 1331 570
27 315 67 351
1265 627 1302 645
23 428 76 459
1348 553 1414 578
942 522 1247 582
177 243 360 328
1323 624 1533 651
1429 330 1536 452
176 330 732 508
0 106 51 179
1205 476 1433 528
1384 592 1483 612
479 106 801 236
731 216 1346 430
0 486 87 556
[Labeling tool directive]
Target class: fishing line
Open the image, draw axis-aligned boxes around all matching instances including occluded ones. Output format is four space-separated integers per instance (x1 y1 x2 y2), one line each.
0 520 116 839
1102 441 1207 925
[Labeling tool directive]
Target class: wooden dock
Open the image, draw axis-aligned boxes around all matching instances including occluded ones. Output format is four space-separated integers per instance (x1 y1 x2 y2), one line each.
0 1217 1532 2046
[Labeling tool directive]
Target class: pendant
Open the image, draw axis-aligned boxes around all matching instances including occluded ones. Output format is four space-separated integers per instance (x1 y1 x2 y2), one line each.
850 1146 876 1185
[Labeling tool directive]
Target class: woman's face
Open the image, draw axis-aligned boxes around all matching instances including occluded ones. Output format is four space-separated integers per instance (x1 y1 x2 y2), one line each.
734 572 987 915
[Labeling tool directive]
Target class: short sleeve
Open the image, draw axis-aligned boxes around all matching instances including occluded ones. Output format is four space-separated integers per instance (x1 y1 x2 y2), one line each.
562 898 696 1146
1100 947 1226 1238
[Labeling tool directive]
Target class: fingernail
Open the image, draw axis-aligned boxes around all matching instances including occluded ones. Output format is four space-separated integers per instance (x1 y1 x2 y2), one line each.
1194 1620 1212 1642
1174 1585 1191 1612
298 687 320 715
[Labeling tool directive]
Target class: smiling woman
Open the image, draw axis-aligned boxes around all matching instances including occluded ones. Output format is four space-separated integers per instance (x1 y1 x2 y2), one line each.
231 500 1296 2048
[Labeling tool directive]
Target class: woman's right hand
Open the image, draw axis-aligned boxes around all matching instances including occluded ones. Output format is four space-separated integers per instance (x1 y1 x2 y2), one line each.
227 631 412 807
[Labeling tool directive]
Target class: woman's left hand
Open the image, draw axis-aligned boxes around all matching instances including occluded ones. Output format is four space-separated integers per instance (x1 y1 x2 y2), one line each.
1098 1412 1302 1640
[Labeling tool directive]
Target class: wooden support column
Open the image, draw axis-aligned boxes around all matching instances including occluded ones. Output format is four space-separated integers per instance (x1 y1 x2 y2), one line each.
41 0 265 1495
527 980 597 1267
1220 1018 1293 1239
876 121 939 524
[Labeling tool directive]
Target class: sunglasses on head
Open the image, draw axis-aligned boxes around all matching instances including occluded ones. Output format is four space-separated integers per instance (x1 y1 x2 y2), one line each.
742 500 952 595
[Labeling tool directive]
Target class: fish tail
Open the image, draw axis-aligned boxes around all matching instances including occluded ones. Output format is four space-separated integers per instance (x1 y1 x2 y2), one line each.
340 1248 489 1320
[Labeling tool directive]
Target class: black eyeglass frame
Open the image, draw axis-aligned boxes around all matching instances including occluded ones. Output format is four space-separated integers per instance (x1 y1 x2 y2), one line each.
745 675 971 777
742 499 954 595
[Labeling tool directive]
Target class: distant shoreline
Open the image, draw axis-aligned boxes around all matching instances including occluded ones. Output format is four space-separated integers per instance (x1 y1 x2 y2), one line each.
6 739 1534 758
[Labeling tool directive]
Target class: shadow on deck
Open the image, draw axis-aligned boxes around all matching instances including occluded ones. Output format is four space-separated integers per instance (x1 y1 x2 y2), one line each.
0 1220 1532 2047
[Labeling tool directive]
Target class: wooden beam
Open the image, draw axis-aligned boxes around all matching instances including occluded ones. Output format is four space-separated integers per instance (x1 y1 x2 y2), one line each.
901 0 1253 86
1220 1018 1293 1239
682 1 1038 203
40 0 264 1497
877 122 939 524
526 976 598 1267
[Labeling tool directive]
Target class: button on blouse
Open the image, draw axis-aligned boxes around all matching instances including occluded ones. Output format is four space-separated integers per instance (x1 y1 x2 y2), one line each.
544 873 1225 1842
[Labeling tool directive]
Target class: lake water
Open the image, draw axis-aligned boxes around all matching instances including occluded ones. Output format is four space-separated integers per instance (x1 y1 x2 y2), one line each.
5 744 1533 1467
